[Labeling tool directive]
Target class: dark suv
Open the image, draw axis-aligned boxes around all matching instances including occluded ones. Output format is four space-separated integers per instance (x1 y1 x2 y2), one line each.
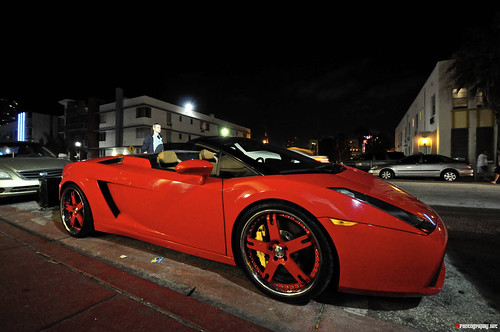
343 152 405 171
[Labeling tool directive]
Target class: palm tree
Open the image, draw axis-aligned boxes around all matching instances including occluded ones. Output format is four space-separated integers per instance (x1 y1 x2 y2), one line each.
449 13 500 148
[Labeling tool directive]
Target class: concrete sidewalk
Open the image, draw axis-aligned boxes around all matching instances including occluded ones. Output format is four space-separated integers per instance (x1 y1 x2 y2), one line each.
0 219 270 331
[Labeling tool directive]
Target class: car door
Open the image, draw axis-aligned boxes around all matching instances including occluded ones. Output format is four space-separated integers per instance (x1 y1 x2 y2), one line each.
107 158 225 255
394 155 422 177
420 155 444 177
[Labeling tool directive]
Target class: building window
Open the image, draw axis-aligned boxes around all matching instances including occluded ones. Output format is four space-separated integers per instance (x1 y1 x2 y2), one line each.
431 95 436 115
200 121 210 132
136 106 152 118
477 90 484 107
100 113 106 124
99 132 106 141
452 88 468 109
136 127 150 138
166 112 172 126
452 110 469 128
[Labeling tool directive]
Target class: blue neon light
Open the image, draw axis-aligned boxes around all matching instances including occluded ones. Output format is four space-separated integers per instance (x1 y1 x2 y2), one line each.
17 112 26 141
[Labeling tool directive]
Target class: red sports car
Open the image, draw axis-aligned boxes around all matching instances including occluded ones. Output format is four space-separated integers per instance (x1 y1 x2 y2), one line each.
59 137 447 303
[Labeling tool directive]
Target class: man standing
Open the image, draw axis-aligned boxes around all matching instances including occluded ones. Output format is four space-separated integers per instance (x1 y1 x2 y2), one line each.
477 150 488 181
142 123 164 154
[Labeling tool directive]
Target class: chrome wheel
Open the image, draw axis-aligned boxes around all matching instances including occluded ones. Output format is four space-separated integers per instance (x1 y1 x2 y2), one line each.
236 203 333 303
442 170 458 182
380 169 394 180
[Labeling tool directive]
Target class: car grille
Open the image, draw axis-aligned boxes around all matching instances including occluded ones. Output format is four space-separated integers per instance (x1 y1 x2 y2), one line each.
17 169 63 180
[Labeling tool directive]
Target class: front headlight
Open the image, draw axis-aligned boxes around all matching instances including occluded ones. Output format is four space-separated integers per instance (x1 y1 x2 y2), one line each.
0 171 12 179
330 187 436 234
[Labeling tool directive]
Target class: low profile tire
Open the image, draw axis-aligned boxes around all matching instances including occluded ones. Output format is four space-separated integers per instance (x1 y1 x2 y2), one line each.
441 170 458 182
235 202 334 303
379 169 394 180
60 184 94 238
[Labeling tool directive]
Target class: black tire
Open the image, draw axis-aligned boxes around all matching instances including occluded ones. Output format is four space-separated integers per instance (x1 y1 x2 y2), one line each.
60 184 94 238
441 169 458 182
379 169 394 180
234 202 334 303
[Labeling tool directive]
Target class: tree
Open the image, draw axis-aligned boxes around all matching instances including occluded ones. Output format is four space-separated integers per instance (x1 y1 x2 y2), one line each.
450 13 500 147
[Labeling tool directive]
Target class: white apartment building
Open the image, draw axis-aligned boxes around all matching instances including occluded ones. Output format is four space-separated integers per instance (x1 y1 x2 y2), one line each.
98 95 251 156
395 60 497 169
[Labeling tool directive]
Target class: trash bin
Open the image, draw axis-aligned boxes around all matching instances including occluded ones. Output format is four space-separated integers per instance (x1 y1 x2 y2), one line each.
37 177 61 208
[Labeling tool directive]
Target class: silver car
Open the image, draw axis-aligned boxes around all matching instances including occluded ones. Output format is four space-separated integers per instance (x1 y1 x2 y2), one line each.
0 141 72 197
368 154 474 182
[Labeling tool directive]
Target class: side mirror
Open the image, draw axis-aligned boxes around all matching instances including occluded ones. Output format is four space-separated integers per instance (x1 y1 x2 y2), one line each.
175 159 213 184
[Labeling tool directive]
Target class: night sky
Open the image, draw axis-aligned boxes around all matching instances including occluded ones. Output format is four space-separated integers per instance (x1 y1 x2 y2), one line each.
2 7 497 146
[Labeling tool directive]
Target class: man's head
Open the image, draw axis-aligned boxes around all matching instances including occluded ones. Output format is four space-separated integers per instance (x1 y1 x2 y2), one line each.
152 123 161 135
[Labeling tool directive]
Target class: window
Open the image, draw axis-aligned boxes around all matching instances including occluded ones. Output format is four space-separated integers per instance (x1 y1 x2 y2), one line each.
422 155 442 164
452 88 468 109
200 121 210 132
136 106 151 118
477 90 484 107
400 155 421 164
99 132 106 141
431 95 436 115
100 113 106 124
166 112 172 126
219 153 258 178
136 127 149 138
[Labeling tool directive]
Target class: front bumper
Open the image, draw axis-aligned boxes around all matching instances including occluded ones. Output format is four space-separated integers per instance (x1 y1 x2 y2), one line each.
0 179 40 197
319 215 448 296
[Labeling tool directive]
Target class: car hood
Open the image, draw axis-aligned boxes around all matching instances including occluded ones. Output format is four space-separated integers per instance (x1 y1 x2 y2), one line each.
292 165 433 217
0 157 72 172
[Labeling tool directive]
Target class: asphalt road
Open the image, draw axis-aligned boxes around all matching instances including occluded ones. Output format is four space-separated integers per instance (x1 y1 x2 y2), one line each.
2 179 499 332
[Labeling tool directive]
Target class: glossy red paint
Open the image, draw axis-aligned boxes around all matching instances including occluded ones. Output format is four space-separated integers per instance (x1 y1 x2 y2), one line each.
60 152 447 298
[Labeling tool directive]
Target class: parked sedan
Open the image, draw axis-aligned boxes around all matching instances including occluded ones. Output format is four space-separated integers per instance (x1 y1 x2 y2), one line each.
343 151 405 171
0 141 71 197
369 154 473 182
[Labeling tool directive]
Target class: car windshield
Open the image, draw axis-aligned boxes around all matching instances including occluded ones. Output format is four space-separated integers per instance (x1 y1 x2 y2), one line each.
215 138 344 175
0 142 56 158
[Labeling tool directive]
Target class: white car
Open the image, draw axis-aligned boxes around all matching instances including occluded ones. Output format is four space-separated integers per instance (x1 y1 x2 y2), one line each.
0 141 71 197
369 154 473 182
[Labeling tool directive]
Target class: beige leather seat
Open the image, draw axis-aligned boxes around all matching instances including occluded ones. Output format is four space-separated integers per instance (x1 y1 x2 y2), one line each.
199 149 217 174
157 151 179 169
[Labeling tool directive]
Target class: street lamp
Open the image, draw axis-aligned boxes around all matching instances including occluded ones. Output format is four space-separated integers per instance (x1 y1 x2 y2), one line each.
184 102 194 113
75 141 81 161
220 127 230 137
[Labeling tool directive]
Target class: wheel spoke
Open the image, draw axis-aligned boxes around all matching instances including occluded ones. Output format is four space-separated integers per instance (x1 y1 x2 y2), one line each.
262 259 280 282
284 233 313 254
246 236 271 253
266 213 281 241
282 257 311 285
74 213 84 228
70 191 76 205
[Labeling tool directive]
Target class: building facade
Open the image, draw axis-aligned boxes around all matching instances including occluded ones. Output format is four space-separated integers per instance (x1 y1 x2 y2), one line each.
98 93 251 156
0 111 59 144
395 60 497 170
